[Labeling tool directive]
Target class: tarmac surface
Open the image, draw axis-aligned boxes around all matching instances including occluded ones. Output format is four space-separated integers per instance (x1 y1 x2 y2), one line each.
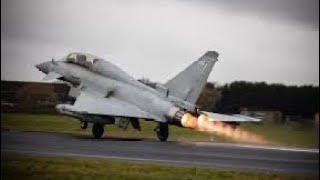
1 131 319 176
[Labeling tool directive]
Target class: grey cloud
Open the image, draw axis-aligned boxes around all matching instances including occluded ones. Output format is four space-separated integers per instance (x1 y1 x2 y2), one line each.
185 0 319 29
1 0 319 85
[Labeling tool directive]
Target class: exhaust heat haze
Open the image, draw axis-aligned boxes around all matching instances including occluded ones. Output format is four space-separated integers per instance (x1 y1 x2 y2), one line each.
181 113 267 144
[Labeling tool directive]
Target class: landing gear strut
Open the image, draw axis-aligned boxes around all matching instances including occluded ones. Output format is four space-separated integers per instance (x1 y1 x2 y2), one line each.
80 121 88 129
92 123 104 139
155 123 169 141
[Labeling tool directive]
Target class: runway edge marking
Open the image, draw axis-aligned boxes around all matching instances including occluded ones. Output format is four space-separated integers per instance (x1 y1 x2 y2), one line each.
188 142 319 153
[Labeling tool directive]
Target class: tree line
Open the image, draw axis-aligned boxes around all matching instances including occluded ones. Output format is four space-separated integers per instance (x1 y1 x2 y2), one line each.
213 81 319 118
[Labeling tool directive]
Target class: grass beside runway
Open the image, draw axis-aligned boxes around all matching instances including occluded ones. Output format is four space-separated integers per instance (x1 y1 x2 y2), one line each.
1 113 319 148
241 122 319 149
1 155 315 180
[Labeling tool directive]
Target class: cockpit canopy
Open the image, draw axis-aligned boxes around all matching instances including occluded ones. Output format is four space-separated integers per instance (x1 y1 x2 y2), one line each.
64 52 137 85
65 52 101 68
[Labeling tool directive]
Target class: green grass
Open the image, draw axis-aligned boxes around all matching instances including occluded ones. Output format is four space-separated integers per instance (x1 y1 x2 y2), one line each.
1 155 315 180
1 113 319 148
241 122 319 148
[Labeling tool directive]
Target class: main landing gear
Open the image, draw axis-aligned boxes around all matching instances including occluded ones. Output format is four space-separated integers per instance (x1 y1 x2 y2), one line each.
154 123 169 142
81 121 105 139
92 123 104 139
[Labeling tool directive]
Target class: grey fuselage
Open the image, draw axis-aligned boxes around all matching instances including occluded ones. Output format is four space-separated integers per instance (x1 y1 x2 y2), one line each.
45 59 191 123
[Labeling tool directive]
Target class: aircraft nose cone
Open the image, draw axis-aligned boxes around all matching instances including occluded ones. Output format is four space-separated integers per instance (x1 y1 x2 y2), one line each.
35 62 51 74
35 64 41 70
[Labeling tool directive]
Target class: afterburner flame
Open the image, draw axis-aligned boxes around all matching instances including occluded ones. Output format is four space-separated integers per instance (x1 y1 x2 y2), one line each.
181 113 198 129
180 113 266 144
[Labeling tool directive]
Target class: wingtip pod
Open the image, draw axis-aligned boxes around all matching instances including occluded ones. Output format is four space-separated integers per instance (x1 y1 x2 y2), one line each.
204 51 219 60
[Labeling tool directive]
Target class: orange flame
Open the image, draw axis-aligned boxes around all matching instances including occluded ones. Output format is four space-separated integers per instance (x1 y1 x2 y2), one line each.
181 113 266 144
181 113 198 129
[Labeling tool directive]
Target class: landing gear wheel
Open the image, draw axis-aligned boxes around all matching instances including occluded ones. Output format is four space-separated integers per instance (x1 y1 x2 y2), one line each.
81 121 88 130
92 123 104 139
155 123 169 142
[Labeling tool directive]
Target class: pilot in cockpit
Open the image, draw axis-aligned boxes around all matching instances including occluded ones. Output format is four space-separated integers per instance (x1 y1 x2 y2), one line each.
76 54 87 62
66 52 96 68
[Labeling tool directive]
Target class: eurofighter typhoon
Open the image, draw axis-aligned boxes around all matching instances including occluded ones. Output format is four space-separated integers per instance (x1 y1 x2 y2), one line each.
35 51 260 141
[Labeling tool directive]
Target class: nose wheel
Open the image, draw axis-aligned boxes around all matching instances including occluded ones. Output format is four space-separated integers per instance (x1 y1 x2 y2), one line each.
92 123 104 139
155 123 169 141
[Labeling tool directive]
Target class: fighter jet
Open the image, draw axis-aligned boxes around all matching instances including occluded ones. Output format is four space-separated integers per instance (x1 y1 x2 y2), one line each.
35 51 260 141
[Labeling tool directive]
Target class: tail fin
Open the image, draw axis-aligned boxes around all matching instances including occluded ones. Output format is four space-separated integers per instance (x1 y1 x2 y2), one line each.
165 51 219 103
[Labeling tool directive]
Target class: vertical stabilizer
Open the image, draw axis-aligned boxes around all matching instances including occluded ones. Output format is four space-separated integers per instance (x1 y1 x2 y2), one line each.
165 51 219 103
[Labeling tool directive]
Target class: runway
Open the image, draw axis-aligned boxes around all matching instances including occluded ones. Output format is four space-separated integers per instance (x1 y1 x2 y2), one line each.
1 131 319 176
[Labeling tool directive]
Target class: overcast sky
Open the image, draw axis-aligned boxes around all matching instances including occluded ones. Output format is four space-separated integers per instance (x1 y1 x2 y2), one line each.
1 0 319 86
